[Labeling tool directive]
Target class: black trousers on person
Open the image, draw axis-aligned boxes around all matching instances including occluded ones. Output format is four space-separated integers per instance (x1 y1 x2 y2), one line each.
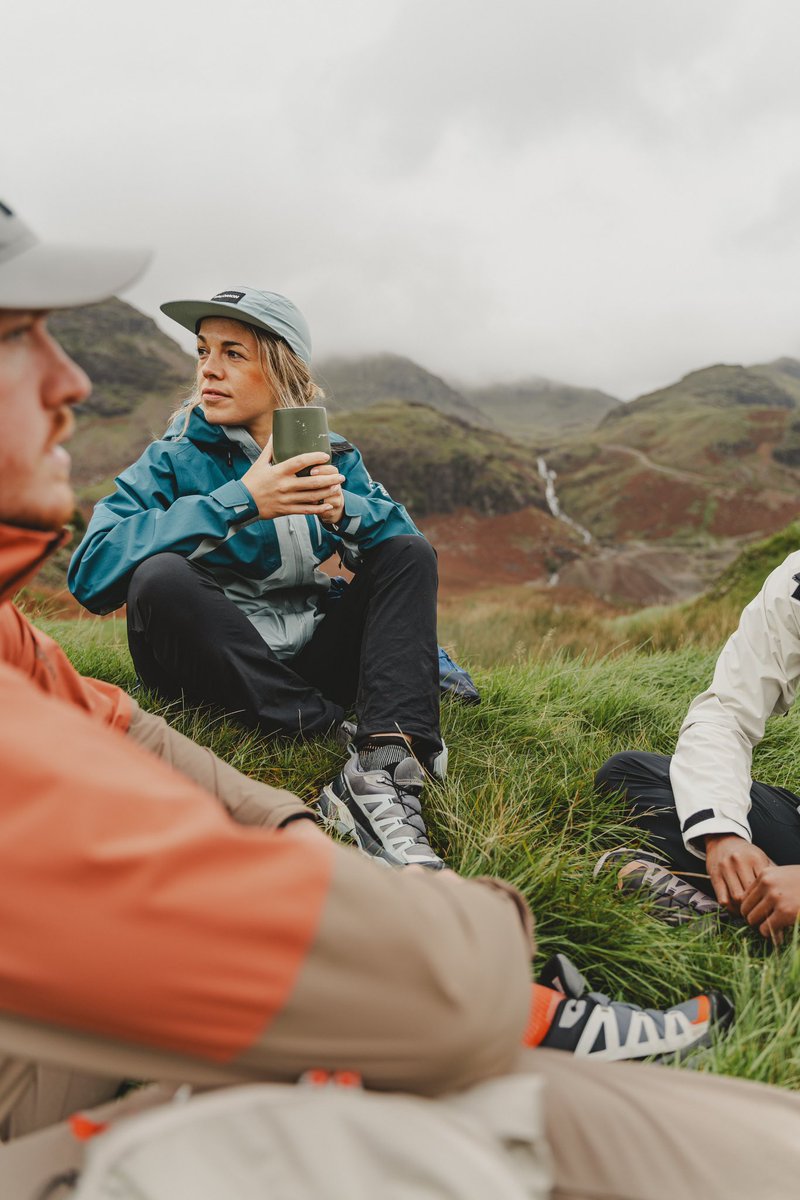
595 751 800 897
126 534 442 756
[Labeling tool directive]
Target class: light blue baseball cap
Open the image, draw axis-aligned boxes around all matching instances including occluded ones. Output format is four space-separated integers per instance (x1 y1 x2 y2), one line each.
161 287 312 365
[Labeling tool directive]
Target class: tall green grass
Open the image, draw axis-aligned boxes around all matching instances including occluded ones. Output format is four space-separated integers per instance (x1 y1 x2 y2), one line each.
40 613 800 1090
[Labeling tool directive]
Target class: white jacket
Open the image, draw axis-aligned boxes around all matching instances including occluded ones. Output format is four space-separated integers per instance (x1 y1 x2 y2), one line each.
671 551 800 859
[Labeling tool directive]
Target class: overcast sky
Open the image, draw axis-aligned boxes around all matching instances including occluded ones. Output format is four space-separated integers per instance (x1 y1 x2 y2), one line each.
6 0 800 398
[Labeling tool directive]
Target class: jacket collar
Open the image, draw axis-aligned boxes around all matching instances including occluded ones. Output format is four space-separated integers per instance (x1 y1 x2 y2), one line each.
164 404 234 451
0 523 69 604
164 405 262 462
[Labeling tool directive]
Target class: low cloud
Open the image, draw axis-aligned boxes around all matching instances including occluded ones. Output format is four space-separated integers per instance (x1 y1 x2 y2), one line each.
5 0 800 398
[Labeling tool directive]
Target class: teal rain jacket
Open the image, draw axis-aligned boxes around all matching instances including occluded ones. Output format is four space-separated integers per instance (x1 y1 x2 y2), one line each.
68 407 422 661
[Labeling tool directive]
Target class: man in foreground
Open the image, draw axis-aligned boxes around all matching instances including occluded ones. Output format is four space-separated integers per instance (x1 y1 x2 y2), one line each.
596 554 800 938
2 199 800 1197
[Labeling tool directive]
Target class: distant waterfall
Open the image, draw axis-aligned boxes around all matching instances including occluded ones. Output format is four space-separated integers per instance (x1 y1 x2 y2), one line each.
537 457 593 585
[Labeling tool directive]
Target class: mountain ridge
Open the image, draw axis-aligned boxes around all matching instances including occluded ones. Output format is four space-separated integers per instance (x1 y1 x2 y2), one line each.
317 351 494 428
465 377 621 440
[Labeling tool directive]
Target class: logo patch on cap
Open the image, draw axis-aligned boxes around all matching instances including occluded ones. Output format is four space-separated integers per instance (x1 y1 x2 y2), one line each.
211 290 245 304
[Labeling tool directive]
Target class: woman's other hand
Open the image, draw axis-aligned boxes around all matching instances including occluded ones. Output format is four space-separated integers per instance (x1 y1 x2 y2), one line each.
310 462 345 524
241 437 345 520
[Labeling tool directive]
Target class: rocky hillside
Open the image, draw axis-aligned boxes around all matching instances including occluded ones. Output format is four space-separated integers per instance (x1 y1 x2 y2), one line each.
318 354 623 443
48 298 193 499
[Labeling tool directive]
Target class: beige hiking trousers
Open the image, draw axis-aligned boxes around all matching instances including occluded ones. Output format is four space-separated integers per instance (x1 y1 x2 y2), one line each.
3 1045 800 1200
126 702 315 830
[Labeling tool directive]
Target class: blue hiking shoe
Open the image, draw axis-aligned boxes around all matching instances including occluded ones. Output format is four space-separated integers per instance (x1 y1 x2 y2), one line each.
438 647 481 705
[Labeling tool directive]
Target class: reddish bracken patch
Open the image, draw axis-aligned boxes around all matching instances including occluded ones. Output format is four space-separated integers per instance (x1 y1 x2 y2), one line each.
709 490 800 537
418 506 584 597
610 472 709 539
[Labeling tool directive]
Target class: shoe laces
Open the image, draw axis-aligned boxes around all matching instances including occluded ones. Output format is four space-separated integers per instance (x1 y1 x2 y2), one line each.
390 758 430 841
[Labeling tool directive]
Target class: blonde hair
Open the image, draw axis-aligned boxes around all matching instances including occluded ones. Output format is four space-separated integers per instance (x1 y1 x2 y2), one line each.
172 322 324 431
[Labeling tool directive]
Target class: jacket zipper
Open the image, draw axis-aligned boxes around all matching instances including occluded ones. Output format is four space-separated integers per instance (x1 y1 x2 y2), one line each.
287 518 304 585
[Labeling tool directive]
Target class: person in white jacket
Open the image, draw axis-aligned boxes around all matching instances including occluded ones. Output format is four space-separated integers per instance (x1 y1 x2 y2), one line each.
596 551 800 939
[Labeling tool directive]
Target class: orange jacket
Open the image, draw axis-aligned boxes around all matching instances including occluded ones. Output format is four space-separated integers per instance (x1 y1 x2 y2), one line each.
0 526 131 733
0 523 531 1095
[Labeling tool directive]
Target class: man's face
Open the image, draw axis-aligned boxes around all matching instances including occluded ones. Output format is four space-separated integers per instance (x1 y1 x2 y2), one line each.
0 311 90 530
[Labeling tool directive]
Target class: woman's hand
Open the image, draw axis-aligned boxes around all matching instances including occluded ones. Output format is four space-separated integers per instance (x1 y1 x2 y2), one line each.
241 437 345 520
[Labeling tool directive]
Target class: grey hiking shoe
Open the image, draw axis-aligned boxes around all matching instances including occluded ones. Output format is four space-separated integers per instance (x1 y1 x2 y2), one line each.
317 750 445 869
334 720 448 782
593 847 728 926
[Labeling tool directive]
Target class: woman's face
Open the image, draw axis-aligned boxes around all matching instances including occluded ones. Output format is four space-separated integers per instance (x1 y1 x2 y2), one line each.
196 317 276 442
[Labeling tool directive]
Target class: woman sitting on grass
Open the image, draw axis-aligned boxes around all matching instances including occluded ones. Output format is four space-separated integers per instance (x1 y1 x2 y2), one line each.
69 286 448 869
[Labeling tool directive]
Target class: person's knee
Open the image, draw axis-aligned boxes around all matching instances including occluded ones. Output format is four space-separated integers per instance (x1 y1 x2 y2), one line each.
388 534 437 576
594 751 644 799
128 553 192 611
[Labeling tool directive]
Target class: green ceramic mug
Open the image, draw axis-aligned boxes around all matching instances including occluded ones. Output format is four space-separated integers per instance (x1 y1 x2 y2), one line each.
272 406 331 478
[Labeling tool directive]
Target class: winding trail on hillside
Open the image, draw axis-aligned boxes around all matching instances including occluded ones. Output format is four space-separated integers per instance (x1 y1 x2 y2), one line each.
603 442 707 484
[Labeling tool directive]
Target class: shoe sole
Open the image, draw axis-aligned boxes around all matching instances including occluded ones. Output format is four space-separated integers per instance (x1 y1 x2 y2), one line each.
586 990 733 1064
592 847 663 879
650 991 734 1065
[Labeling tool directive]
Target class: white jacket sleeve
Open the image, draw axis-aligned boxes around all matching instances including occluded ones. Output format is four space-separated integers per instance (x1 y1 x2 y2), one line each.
670 551 800 859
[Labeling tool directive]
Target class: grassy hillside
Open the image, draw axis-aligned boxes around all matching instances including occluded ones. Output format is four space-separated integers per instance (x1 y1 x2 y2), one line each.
465 378 621 441
551 361 800 545
699 519 800 609
40 611 800 1091
331 401 547 518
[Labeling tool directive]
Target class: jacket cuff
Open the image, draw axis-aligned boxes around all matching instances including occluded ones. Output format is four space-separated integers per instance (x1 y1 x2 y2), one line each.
211 479 259 518
325 490 365 538
473 876 535 954
278 809 320 830
681 812 752 859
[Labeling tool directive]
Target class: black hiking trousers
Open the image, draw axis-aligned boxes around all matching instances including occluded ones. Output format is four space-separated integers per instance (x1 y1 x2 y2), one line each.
595 751 800 896
126 534 442 757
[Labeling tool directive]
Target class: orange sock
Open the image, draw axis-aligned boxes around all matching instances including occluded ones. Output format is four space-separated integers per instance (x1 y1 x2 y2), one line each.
522 983 564 1047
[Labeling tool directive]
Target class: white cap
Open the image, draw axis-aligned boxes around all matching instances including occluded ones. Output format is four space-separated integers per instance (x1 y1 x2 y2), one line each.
0 199 150 309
